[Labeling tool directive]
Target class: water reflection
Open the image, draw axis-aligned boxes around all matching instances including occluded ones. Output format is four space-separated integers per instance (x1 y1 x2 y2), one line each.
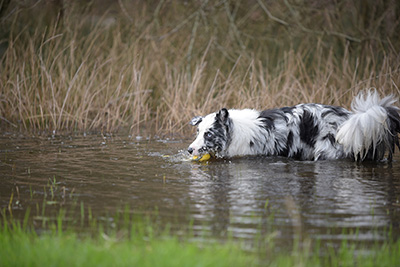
0 133 399 246
187 156 400 241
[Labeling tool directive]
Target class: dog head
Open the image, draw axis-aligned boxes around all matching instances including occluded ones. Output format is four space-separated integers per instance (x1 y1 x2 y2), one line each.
188 108 231 156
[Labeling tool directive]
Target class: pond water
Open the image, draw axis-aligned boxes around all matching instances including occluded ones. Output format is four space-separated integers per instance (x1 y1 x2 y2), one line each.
1 132 400 249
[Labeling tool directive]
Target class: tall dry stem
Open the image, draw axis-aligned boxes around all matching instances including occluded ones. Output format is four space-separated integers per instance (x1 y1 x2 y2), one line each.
0 1 399 136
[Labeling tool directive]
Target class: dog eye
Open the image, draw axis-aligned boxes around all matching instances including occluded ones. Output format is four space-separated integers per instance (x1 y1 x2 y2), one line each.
204 132 213 139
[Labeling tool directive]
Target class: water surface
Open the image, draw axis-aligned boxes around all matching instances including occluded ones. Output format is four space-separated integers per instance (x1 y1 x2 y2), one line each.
1 133 400 248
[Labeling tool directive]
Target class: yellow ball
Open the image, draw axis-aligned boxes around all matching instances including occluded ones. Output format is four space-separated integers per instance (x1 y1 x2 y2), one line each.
192 153 211 162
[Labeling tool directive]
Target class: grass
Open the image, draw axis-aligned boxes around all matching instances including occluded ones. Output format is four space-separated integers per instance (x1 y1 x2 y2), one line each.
0 225 255 266
0 1 399 136
1 214 400 267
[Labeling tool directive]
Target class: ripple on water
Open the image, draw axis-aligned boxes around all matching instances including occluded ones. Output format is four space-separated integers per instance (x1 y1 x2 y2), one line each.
1 133 400 247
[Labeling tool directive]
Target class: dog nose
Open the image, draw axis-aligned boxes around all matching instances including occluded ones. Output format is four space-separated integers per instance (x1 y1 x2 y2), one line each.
188 147 194 154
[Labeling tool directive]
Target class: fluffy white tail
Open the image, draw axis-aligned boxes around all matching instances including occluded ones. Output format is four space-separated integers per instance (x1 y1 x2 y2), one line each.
336 90 400 161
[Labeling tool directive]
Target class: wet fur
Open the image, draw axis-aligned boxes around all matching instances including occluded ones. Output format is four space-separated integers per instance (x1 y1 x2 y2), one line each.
188 91 400 161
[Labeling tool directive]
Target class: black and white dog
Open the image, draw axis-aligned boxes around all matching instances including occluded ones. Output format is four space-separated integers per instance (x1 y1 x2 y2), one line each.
188 90 400 161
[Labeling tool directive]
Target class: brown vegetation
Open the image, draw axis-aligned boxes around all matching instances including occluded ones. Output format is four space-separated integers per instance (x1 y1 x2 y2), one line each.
1 0 399 136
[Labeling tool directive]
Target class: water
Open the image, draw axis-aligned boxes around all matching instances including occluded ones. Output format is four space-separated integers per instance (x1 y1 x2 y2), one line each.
1 132 400 248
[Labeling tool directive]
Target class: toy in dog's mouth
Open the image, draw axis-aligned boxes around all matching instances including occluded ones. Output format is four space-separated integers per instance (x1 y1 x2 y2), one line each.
191 153 212 162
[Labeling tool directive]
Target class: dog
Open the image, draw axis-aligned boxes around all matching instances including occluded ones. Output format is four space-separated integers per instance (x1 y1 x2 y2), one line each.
187 90 400 161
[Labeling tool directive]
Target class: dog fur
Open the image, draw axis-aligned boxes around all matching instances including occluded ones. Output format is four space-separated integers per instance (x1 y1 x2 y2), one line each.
188 90 400 161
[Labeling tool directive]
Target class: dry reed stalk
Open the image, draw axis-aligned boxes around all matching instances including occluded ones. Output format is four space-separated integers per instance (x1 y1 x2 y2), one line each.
0 1 399 137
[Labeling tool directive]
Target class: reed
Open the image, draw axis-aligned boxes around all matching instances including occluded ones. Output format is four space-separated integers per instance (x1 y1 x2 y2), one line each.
1 0 399 136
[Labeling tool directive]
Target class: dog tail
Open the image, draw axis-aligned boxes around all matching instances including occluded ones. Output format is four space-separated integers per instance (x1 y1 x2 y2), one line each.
336 90 400 161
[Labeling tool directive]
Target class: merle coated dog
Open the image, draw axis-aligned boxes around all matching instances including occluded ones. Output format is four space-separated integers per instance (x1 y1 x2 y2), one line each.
188 90 400 161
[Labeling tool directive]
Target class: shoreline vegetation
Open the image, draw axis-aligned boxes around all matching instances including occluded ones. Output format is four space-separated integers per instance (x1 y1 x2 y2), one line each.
1 207 400 266
0 1 399 136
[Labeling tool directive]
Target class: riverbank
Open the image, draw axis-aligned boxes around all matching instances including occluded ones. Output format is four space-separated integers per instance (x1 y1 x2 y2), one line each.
1 218 399 267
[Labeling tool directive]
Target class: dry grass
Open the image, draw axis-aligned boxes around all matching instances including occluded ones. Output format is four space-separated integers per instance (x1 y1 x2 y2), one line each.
1 0 399 136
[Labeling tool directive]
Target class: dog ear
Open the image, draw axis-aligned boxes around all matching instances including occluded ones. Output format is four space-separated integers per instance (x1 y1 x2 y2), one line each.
190 116 203 126
216 108 229 124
